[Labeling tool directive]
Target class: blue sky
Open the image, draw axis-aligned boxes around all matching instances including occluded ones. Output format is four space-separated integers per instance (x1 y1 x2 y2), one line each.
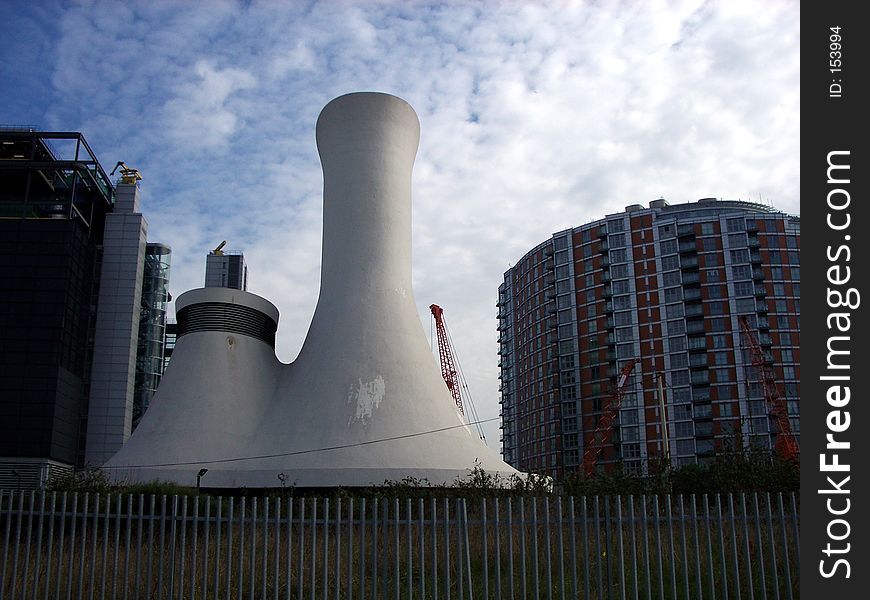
1 0 800 448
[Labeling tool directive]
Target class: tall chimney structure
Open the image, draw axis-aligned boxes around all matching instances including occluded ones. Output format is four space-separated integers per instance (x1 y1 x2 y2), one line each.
104 92 520 487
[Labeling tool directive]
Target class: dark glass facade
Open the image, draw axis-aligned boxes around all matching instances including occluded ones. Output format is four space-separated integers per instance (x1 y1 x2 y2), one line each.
0 131 112 468
498 199 800 478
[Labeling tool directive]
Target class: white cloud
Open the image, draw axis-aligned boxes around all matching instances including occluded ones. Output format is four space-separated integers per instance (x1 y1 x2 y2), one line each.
1 0 800 452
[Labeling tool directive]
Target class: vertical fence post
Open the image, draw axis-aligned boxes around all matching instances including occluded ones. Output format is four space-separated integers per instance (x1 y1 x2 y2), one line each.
168 496 179 600
628 496 638 600
704 494 716 600
727 494 742 600
358 498 366 600
678 495 690 600
178 497 188 600
495 497 502 600
582 496 591 600
443 498 450 600
616 496 626 600
482 498 489 600
287 497 294 600
418 498 425 600
0 491 12 600
740 493 754 600
777 493 793 600
215 497 223 600
545 498 553 600
239 497 247 600
765 494 780 600
690 495 701 600
251 497 258 600
227 497 235 600
33 490 48 600
203 496 212 600
43 491 58 600
595 496 604 600
519 497 527 600
751 493 766 598
711 494 728 598
264 497 271 600
507 497 514 600
640 496 650 600
430 497 437 600
188 496 197 600
405 498 412 600
556 497 565 600
462 499 473 600
569 497 578 600
666 495 677 600
275 497 282 600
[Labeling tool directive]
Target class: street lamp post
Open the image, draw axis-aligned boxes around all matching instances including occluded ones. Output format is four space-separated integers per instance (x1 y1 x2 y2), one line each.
196 468 208 492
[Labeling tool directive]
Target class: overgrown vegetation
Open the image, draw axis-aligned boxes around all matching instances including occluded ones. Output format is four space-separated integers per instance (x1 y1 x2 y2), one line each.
43 448 797 500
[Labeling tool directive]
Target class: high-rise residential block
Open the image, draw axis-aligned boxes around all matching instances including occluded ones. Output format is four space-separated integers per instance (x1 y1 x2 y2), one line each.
498 198 800 478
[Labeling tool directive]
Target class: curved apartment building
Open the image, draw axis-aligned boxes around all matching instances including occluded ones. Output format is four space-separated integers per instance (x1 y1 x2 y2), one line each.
497 198 800 477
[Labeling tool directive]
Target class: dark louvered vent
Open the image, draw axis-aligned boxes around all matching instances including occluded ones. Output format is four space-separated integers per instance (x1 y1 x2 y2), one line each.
177 302 277 347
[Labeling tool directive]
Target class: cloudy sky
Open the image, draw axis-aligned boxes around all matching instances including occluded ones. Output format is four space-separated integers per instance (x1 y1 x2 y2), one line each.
1 0 799 448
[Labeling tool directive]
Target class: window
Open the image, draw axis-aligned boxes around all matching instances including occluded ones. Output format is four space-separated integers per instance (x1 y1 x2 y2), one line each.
610 248 628 263
621 426 639 441
670 353 688 368
672 370 690 385
553 236 568 250
701 222 715 235
735 298 755 313
711 334 730 349
608 219 625 233
702 238 717 251
617 343 635 359
705 254 721 267
613 279 631 294
620 410 639 425
732 264 751 279
714 368 733 382
705 269 721 282
556 265 569 279
730 249 749 263
615 311 633 326
694 403 713 418
662 255 680 270
660 239 678 254
554 250 569 265
728 232 747 247
663 271 681 286
616 327 633 342
609 233 626 247
664 287 682 303
675 421 694 437
666 304 684 318
733 281 754 296
673 403 693 419
668 319 686 335
622 443 641 459
727 218 744 232
670 336 687 351
676 440 695 455
611 264 629 278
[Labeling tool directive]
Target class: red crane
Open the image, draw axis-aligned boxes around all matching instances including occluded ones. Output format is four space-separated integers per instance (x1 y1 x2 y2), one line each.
429 304 464 415
582 358 640 476
738 316 799 461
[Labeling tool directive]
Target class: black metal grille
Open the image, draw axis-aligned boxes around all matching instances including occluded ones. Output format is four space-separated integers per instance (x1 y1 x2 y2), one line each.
177 302 277 347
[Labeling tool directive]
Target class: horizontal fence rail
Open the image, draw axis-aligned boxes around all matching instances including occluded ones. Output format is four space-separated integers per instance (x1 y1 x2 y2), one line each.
0 491 799 599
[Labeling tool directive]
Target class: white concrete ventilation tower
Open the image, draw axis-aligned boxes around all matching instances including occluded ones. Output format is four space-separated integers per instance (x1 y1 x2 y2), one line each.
104 92 521 488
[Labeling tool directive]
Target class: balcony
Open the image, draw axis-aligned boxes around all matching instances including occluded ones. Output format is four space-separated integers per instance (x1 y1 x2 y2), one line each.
752 268 765 280
681 257 699 269
755 287 767 298
544 259 555 271
682 272 700 284
748 237 761 248
599 241 610 252
684 288 702 301
544 245 554 256
749 251 762 264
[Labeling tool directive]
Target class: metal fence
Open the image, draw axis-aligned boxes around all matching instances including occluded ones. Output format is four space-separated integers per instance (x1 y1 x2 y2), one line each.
1 490 798 599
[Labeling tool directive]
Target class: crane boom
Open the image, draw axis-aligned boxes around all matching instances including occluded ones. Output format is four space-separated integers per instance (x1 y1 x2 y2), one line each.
738 316 799 461
582 358 640 476
429 304 463 415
